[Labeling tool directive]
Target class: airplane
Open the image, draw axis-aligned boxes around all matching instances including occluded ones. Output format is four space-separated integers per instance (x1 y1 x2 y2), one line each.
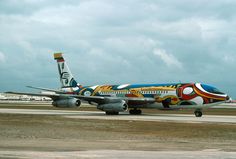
7 53 230 117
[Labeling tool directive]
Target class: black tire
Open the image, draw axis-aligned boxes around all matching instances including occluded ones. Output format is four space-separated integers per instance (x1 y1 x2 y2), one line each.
106 111 119 115
129 109 134 115
129 109 142 115
194 111 202 117
137 109 142 115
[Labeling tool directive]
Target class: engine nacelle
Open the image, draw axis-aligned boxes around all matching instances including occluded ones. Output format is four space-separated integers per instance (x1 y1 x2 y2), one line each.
52 98 81 108
97 100 128 112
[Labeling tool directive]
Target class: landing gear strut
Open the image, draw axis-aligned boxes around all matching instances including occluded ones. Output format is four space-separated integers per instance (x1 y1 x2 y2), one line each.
194 109 203 117
129 109 142 115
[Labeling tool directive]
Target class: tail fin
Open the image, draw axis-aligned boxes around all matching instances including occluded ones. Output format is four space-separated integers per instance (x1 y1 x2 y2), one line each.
54 53 82 89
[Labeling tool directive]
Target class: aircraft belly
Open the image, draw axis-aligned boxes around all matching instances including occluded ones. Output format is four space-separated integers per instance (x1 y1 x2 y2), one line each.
128 103 163 109
128 102 221 109
168 104 220 109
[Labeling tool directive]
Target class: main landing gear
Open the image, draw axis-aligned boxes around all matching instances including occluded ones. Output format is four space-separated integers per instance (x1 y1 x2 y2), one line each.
194 109 203 117
129 109 142 115
106 111 119 115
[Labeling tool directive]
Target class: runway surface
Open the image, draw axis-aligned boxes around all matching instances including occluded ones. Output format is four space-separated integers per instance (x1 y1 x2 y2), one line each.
0 150 236 159
0 108 235 158
0 108 235 124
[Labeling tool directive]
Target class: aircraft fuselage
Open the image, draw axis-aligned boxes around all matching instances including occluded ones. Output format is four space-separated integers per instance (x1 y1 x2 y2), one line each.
63 82 229 109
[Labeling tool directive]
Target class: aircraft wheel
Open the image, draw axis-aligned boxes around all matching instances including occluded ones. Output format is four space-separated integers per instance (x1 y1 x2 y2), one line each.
129 109 142 115
106 111 119 115
194 110 202 117
137 109 142 115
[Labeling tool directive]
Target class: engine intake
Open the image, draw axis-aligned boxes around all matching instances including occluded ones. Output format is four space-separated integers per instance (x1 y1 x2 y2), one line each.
52 98 81 108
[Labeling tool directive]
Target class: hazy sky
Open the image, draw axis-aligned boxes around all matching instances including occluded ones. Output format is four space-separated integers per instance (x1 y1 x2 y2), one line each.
0 0 236 98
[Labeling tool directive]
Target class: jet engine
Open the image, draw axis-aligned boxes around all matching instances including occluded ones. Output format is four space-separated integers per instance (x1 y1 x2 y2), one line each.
97 100 128 113
52 98 81 108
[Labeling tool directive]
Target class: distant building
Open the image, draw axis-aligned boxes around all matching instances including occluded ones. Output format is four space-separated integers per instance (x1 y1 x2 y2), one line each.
0 93 52 101
0 93 7 100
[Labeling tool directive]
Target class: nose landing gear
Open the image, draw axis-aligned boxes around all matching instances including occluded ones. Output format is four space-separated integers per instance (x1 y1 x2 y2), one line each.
194 109 203 117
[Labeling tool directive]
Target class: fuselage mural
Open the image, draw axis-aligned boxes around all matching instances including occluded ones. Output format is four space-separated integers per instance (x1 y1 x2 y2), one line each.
54 52 229 117
7 53 230 117
63 82 228 109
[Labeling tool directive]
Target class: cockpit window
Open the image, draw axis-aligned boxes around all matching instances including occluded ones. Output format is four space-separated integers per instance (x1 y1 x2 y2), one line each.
201 84 225 95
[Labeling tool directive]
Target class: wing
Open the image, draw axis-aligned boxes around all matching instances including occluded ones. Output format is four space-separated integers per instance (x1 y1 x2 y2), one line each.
6 91 61 100
6 91 155 105
71 95 156 105
26 86 65 94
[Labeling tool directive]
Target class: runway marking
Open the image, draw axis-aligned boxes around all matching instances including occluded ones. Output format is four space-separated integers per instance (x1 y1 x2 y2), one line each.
0 108 235 124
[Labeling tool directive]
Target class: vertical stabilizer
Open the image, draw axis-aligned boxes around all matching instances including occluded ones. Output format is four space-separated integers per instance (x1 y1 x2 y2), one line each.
54 53 81 89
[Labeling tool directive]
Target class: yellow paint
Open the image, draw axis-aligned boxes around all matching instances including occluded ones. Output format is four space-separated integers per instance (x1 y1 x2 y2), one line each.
79 88 87 95
130 89 144 97
92 85 115 96
54 53 63 59
155 95 180 105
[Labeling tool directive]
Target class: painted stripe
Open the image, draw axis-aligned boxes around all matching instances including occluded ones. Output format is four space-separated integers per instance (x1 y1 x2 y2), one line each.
57 59 64 62
195 83 227 98
194 85 226 100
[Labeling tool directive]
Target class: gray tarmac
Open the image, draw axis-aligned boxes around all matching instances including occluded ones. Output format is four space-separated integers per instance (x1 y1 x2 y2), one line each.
0 108 235 124
0 150 236 159
0 107 235 158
